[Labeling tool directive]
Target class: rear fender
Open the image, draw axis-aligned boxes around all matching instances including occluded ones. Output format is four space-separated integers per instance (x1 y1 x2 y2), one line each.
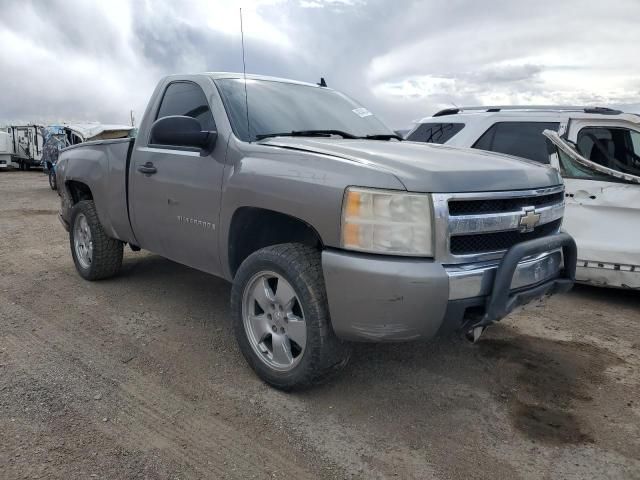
58 139 136 243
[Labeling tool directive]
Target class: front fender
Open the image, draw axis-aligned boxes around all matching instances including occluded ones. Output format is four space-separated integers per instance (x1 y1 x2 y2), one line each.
218 142 405 280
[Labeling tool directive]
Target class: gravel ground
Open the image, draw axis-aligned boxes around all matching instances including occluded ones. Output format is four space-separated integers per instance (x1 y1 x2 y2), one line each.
1 170 639 480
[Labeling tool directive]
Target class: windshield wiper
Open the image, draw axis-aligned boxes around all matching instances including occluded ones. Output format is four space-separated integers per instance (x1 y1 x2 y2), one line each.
255 129 358 140
362 134 403 141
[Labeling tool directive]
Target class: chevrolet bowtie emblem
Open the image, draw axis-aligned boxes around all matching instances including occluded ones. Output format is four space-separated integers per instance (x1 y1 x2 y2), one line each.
519 207 541 232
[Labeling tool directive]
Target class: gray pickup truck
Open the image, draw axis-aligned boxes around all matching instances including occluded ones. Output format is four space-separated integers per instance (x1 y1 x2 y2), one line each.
56 73 576 389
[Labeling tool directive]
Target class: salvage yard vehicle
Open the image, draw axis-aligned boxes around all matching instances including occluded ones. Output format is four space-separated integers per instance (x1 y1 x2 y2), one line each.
41 126 69 190
0 130 13 169
43 124 134 190
62 123 134 145
55 73 576 389
407 106 640 289
6 125 44 170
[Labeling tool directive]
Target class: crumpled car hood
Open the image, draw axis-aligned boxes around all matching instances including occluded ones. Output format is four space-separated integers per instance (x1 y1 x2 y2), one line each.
259 137 562 192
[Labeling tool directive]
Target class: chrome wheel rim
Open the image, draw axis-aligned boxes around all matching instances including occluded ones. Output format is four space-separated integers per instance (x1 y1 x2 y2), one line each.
242 271 307 372
73 213 93 269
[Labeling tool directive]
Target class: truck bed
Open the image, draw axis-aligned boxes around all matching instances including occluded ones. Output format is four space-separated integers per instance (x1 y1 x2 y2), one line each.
59 138 137 245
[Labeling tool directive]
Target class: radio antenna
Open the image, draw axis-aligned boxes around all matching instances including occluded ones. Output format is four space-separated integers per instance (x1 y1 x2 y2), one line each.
240 8 251 142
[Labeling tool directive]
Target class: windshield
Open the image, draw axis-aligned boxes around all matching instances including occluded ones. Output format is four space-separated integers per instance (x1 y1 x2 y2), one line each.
214 78 394 142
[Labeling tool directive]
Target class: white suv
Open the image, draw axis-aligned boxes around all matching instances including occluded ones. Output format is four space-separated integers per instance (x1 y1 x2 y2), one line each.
406 106 640 289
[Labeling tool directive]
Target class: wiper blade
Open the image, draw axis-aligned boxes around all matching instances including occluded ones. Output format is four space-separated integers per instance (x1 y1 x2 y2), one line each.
255 129 358 140
362 134 403 141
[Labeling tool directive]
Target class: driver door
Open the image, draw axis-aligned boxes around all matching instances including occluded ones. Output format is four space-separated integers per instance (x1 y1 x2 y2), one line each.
130 80 227 275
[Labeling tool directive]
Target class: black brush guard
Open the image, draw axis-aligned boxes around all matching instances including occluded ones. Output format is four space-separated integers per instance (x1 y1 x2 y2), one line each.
473 232 577 329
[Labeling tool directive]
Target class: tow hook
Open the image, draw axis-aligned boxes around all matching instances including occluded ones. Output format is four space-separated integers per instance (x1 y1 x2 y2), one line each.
464 325 486 343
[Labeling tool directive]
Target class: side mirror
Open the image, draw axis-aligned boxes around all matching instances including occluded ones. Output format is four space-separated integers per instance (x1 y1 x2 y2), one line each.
149 115 217 153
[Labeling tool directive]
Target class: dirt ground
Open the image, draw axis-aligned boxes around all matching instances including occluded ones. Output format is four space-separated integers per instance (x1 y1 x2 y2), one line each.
1 171 639 480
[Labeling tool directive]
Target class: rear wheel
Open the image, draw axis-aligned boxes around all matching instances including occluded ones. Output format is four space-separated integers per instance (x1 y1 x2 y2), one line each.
69 200 123 280
231 243 350 390
48 170 57 190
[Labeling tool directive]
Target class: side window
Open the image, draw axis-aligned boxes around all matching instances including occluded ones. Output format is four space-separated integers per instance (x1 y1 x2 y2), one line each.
472 122 559 164
631 130 640 154
556 149 611 181
406 123 464 144
576 127 640 176
156 81 216 132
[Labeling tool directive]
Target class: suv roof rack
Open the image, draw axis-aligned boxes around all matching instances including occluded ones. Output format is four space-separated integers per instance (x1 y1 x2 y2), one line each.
432 105 624 117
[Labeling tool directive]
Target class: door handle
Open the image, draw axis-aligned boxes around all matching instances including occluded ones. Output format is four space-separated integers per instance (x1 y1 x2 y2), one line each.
574 189 596 201
138 162 157 175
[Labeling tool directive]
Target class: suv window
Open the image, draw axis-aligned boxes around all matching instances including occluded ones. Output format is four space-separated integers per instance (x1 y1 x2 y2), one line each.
156 81 216 132
556 149 611 181
473 121 559 164
576 127 640 176
407 123 464 144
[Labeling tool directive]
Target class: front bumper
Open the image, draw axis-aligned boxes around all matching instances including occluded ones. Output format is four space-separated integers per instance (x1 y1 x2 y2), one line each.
322 233 577 342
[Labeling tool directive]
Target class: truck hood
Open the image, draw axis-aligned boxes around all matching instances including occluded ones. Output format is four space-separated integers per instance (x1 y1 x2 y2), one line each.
259 137 562 192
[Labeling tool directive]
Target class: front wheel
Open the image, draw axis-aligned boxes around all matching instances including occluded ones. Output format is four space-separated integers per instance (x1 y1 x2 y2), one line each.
69 200 123 280
231 244 350 390
48 170 57 190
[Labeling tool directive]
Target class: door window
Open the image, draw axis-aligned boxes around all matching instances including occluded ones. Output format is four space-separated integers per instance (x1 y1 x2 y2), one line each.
576 127 640 176
556 149 611 181
406 123 465 144
156 81 216 132
473 121 559 164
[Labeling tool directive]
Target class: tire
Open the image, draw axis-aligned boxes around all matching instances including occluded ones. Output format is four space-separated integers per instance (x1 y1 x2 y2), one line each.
231 243 350 390
48 170 57 190
24 163 31 171
69 200 123 281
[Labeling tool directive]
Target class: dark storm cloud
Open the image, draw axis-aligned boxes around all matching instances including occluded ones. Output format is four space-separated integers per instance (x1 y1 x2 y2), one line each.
129 3 301 80
1 0 639 129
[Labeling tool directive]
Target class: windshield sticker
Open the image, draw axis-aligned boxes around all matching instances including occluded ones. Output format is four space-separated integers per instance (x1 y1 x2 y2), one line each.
352 107 373 118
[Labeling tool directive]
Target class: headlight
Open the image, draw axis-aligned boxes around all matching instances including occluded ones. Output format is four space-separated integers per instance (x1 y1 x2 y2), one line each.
341 187 433 256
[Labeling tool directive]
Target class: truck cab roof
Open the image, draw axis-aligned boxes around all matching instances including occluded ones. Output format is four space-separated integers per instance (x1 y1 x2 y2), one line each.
164 72 329 90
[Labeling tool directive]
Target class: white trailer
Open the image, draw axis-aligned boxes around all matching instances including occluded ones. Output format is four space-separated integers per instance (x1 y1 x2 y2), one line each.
0 130 13 169
9 125 44 170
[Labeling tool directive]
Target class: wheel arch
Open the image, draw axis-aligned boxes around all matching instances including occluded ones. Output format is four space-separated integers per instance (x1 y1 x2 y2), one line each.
227 207 324 278
65 180 94 203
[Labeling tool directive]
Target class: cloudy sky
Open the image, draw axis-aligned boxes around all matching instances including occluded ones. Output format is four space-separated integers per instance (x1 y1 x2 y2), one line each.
1 0 639 129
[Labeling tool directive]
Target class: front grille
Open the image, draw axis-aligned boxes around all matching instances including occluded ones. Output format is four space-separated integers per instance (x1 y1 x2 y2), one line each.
448 191 564 216
450 219 562 255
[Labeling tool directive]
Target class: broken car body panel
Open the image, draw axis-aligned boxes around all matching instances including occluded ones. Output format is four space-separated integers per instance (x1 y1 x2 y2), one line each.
544 129 640 289
544 129 640 185
64 124 134 144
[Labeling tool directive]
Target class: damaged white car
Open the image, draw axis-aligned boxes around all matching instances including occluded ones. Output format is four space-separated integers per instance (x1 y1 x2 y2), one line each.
406 106 640 289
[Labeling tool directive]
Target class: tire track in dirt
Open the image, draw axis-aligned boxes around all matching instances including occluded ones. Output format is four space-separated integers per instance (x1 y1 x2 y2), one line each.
1 238 364 478
1 332 247 478
1 301 320 479
2 253 426 479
